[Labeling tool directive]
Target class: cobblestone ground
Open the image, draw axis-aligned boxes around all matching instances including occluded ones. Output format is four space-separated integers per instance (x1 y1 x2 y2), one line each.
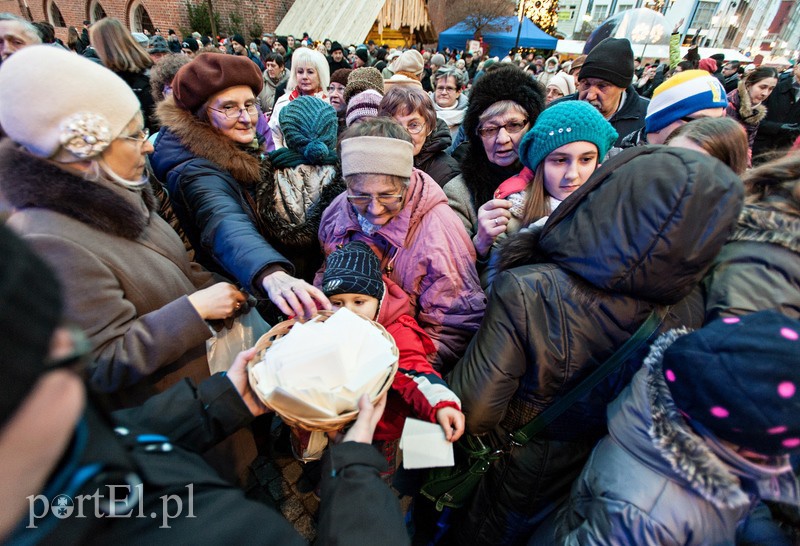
246 418 320 541
244 417 414 542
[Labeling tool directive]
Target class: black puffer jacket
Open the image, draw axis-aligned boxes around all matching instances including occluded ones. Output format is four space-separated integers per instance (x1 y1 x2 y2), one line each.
150 97 293 295
415 118 460 187
447 147 744 545
703 202 800 321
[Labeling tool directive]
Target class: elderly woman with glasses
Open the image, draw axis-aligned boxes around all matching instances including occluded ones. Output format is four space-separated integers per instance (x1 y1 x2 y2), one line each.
316 117 486 372
443 65 545 259
151 54 330 322
378 86 461 187
429 65 469 142
0 46 261 485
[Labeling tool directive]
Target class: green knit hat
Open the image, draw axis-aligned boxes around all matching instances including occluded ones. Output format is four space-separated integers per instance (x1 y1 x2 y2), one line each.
344 67 384 102
519 101 618 171
279 95 338 164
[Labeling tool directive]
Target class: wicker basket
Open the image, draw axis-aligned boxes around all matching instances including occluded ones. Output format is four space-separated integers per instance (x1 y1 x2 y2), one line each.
247 310 399 432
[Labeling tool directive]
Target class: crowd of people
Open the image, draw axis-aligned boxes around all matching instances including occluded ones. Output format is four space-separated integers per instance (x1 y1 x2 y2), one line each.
0 10 799 546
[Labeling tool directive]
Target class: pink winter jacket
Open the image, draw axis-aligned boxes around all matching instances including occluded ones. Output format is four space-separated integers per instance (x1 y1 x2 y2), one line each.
317 169 486 371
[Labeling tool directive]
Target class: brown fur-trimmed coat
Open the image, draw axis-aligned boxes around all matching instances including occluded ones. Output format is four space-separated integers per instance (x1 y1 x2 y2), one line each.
0 139 258 485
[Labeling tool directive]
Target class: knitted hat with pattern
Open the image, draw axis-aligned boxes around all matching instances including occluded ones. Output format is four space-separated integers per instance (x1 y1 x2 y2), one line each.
645 70 727 134
519 101 617 171
579 37 634 89
345 67 384 102
664 310 800 456
0 46 140 163
346 89 382 127
322 241 385 300
278 96 338 164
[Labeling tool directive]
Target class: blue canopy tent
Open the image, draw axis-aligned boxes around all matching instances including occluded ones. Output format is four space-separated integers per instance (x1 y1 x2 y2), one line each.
438 16 557 58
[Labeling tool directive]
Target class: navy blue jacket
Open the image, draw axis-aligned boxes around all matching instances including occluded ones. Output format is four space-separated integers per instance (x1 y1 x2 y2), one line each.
150 113 292 295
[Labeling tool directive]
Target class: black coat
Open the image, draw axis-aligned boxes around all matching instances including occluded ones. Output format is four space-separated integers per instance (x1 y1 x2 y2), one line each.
11 375 407 545
116 70 157 133
448 147 744 545
753 73 800 160
415 118 461 187
550 86 649 147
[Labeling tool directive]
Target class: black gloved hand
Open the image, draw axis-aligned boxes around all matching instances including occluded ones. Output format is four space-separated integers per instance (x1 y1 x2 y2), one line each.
780 123 800 133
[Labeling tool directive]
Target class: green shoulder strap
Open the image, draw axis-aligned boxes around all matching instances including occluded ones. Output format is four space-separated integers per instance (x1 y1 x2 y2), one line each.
511 305 670 445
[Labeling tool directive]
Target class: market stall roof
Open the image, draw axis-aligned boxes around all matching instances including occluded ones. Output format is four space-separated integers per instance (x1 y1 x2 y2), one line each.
275 0 430 46
438 16 557 57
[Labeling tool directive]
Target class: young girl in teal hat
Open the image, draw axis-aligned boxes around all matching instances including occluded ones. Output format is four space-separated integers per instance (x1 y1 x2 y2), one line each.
479 101 617 288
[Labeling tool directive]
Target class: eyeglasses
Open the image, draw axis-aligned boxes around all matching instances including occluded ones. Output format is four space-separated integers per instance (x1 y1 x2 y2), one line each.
436 85 458 93
346 192 405 208
208 103 259 119
477 119 528 139
403 121 426 135
120 128 150 144
327 84 346 94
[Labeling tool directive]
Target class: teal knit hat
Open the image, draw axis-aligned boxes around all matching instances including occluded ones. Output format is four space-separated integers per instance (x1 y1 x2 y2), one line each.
519 101 618 171
279 96 338 164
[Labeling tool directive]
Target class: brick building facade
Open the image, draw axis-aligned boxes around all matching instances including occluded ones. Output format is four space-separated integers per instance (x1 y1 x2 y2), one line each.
1 0 297 41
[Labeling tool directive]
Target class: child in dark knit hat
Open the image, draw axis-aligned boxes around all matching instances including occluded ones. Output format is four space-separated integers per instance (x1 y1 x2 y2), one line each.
535 310 800 545
293 242 464 479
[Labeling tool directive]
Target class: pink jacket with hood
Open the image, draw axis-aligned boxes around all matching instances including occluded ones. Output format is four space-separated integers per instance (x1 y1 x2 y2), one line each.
317 169 486 371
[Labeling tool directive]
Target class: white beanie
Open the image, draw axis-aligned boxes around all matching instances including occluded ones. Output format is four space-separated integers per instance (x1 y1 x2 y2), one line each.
546 72 576 97
0 46 141 163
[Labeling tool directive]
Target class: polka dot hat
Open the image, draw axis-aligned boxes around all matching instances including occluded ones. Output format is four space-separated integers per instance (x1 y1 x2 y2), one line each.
664 310 800 456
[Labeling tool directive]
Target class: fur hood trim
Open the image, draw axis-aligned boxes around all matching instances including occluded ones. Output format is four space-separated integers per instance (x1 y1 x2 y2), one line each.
732 204 800 254
156 96 262 184
0 140 157 239
734 81 767 127
644 329 750 509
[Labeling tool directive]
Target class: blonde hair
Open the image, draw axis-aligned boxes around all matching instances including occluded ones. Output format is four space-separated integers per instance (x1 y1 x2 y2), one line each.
520 164 551 226
90 18 152 73
287 48 329 94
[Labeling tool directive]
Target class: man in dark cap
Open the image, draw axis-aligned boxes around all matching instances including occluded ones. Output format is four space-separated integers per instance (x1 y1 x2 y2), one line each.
550 37 649 146
0 224 407 545
328 41 350 73
354 47 369 68
181 36 199 58
230 33 263 70
167 28 182 53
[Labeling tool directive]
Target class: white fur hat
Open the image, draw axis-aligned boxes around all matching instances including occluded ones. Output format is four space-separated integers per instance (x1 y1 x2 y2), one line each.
0 46 141 163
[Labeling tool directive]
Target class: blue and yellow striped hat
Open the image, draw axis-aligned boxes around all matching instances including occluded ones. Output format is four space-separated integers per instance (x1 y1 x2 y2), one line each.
646 70 728 134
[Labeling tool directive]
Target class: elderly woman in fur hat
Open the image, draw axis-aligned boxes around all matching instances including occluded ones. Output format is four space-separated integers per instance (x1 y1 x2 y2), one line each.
0 46 258 482
150 53 331 321
443 64 545 259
